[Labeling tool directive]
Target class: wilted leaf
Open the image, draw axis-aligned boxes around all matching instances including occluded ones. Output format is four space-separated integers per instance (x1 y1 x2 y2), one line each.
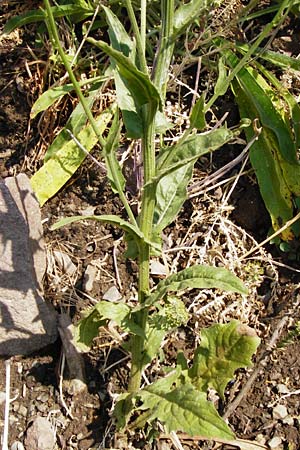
189 321 260 398
30 110 112 205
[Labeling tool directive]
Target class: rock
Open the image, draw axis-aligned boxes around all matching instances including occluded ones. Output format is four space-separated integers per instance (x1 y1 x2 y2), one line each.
82 264 98 292
0 174 57 355
103 286 122 302
273 404 288 419
268 436 283 449
24 417 56 450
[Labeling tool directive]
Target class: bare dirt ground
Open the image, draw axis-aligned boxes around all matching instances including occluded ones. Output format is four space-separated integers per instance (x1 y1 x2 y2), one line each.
0 2 300 449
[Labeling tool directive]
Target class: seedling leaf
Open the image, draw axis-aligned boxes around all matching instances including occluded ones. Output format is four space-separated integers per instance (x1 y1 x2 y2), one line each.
189 321 260 398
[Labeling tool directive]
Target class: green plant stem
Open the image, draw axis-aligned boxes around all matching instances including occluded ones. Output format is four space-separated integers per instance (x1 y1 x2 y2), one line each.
128 0 175 393
205 0 291 112
140 0 147 56
43 0 137 227
124 0 148 73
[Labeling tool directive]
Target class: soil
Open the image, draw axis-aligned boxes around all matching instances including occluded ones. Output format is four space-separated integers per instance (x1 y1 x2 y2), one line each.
1 2 300 450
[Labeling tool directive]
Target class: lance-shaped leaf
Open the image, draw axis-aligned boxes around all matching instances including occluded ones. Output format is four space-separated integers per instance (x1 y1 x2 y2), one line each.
87 38 162 125
102 6 143 138
231 79 296 240
30 110 112 206
224 48 298 165
73 300 144 352
189 321 260 398
138 376 234 439
153 127 236 232
137 265 247 310
173 0 214 39
30 76 106 119
103 112 126 193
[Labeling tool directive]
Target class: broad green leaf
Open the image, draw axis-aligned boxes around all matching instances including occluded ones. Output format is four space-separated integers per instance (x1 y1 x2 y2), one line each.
30 110 112 205
154 163 193 232
138 379 234 439
102 6 143 138
153 127 236 232
44 87 103 162
73 307 106 352
139 265 248 310
30 76 106 119
189 321 260 398
87 38 162 120
73 300 144 351
2 5 93 35
103 112 126 193
189 95 206 130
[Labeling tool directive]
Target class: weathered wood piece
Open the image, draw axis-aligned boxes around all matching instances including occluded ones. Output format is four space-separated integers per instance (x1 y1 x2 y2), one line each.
0 174 57 355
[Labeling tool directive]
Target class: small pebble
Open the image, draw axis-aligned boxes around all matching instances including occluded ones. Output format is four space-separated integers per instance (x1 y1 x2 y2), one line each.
18 405 28 417
268 436 283 449
276 383 289 394
283 415 294 425
82 264 98 292
273 404 288 419
0 391 6 405
103 286 122 302
24 417 56 450
11 442 25 450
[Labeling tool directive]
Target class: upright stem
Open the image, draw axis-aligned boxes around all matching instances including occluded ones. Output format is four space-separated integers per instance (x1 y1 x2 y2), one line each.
124 0 148 74
128 0 175 393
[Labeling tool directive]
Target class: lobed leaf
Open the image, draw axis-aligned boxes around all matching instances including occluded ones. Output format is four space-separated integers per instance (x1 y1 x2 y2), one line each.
189 321 260 398
138 378 234 439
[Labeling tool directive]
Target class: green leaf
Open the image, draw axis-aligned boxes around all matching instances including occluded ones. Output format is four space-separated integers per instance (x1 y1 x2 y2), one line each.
30 110 112 205
214 56 229 97
189 321 260 398
103 112 126 193
30 76 106 119
153 127 236 232
173 0 214 39
2 5 93 35
102 6 143 138
138 378 234 439
87 38 162 119
139 265 248 310
73 300 144 352
189 95 206 130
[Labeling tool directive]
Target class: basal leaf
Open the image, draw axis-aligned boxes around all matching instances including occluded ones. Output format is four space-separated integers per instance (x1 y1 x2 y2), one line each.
30 110 112 205
44 87 103 162
139 265 248 310
138 379 234 439
87 38 162 117
189 321 260 398
95 301 144 337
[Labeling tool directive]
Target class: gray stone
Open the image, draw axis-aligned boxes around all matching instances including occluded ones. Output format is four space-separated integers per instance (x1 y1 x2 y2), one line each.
0 174 57 355
24 417 56 450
